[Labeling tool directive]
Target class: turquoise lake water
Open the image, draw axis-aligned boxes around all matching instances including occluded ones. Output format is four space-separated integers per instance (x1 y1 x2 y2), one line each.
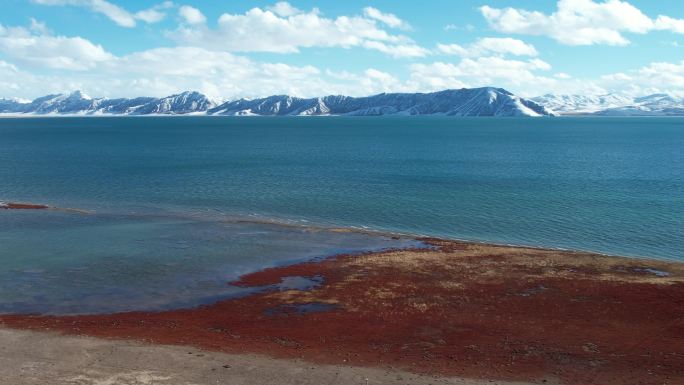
1 116 682 313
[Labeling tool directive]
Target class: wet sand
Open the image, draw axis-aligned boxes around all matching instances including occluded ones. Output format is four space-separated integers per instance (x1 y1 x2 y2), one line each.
1 239 683 384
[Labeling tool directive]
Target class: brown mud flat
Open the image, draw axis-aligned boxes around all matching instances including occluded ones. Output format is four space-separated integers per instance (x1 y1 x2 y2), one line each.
2 239 683 385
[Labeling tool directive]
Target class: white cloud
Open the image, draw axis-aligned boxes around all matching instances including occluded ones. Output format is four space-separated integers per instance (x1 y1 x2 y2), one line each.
655 15 684 34
11 2 684 101
325 68 414 95
178 5 206 25
528 60 684 98
8 39 684 101
135 2 173 24
0 18 566 101
363 7 410 30
0 60 37 96
134 9 164 23
407 56 556 96
621 61 684 95
169 2 428 58
0 23 114 70
107 47 330 100
487 58 684 97
438 37 538 57
444 24 474 32
476 37 538 56
480 0 684 46
29 18 50 34
435 43 468 56
0 44 419 101
406 63 470 91
31 0 172 27
361 41 429 58
267 1 303 17
32 0 136 27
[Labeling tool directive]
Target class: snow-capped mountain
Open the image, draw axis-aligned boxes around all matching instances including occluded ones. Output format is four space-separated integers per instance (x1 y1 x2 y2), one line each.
0 91 215 115
532 93 684 115
0 88 554 117
209 88 553 117
596 94 684 116
133 91 217 114
0 98 23 113
532 94 633 114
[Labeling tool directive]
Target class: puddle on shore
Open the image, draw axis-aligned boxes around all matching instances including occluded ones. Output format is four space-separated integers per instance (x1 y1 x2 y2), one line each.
634 268 671 277
613 265 672 277
264 302 339 317
516 285 549 297
276 275 324 291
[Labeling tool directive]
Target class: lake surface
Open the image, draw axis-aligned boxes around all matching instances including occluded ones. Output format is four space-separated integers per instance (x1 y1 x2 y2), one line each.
1 116 682 313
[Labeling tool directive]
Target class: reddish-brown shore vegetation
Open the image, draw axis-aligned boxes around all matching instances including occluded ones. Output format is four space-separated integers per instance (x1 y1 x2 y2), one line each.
2 239 683 385
0 202 49 210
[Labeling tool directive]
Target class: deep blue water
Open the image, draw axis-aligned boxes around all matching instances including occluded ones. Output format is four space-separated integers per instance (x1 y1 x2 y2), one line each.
1 116 682 313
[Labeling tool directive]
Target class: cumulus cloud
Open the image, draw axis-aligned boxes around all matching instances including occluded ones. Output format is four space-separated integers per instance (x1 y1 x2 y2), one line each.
524 59 684 97
11 2 684 101
363 7 411 30
31 0 173 27
605 60 684 96
0 20 567 100
135 2 173 24
480 0 684 46
105 47 331 100
267 1 304 17
444 24 475 32
326 68 411 95
437 37 538 57
8 37 684 101
361 41 429 58
169 2 428 58
655 15 684 34
178 5 206 25
407 59 616 97
0 23 114 70
29 18 50 34
0 43 419 101
409 56 553 92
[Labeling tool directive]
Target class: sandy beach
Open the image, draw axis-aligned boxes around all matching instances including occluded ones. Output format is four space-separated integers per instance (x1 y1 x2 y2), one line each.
2 239 683 385
1 328 538 385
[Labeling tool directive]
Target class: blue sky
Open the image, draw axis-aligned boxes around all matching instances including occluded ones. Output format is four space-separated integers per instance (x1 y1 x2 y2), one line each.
2 0 684 100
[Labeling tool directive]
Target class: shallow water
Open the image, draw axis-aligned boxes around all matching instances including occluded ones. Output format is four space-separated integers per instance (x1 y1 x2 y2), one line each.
1 116 682 313
0 209 414 314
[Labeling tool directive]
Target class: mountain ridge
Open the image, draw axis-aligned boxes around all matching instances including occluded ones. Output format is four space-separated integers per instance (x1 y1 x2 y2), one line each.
0 88 554 117
532 93 684 116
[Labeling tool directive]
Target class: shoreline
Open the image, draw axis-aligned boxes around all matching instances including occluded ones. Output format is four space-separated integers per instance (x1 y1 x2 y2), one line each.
2 238 683 384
